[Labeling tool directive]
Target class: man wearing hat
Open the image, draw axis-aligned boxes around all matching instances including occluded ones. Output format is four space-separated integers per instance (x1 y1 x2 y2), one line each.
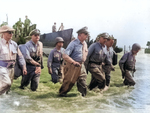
102 35 116 91
85 33 111 92
0 25 27 95
47 37 65 83
119 43 141 86
19 29 44 91
59 27 89 97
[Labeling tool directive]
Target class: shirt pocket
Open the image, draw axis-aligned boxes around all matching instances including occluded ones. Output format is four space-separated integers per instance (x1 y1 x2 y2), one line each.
74 46 82 53
53 52 60 62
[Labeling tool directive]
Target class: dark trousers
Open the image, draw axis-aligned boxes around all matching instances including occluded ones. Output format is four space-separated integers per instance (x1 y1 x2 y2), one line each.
105 74 111 86
51 67 62 83
21 65 40 91
124 70 135 86
88 63 106 90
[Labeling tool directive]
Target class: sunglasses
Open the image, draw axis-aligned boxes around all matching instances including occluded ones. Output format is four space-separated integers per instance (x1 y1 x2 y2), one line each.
6 31 13 34
34 34 40 37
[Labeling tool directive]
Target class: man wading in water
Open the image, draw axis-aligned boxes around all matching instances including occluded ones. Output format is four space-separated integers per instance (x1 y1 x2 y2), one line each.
59 27 89 97
47 37 64 83
0 25 27 95
85 33 111 93
119 43 141 86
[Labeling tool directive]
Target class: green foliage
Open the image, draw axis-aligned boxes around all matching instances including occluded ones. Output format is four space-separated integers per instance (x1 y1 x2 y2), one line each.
114 46 123 53
0 21 8 27
146 41 150 46
145 48 150 54
17 36 26 45
12 16 36 44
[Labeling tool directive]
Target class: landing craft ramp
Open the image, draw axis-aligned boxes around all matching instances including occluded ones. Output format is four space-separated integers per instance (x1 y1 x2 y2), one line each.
40 29 73 49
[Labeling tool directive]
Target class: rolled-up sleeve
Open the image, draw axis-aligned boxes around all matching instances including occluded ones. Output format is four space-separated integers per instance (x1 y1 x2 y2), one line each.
24 45 32 62
65 42 74 56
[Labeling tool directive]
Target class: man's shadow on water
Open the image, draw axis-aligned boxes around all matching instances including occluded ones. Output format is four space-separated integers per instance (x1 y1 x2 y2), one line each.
35 92 78 99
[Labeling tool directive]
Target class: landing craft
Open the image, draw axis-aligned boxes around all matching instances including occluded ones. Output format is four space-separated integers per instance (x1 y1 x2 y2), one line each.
40 29 73 49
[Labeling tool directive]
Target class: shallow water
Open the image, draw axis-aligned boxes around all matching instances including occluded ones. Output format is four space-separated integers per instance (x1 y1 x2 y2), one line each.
0 49 150 113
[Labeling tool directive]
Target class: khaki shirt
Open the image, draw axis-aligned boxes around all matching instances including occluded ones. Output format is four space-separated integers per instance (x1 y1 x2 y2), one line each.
0 38 26 69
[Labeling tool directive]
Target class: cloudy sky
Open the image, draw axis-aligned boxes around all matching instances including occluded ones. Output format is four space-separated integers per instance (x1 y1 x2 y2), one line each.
0 0 150 48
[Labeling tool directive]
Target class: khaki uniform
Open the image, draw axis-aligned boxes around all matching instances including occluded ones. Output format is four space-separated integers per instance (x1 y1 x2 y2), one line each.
0 38 26 95
86 42 111 90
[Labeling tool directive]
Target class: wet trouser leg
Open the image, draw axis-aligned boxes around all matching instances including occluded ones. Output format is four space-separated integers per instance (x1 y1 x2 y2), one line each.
51 67 62 84
124 70 135 86
88 75 98 90
51 68 59 83
88 64 106 90
77 64 87 96
59 62 81 95
0 66 12 95
105 74 111 86
31 73 40 91
21 65 40 91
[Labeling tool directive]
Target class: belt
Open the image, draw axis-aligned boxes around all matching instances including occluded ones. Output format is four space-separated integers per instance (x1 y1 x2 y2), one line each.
89 61 102 65
0 60 15 68
0 61 8 67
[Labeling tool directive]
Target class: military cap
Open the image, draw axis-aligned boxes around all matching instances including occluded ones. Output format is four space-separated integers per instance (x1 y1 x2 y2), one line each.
29 29 40 36
0 25 15 33
76 27 89 36
97 32 109 39
55 37 64 45
108 35 115 40
132 43 141 51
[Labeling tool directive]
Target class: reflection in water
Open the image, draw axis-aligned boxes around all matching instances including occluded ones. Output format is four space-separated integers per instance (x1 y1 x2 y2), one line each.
0 49 150 113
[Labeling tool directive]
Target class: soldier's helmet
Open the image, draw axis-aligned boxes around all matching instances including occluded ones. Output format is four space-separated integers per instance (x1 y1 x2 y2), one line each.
55 37 64 45
132 43 141 51
108 35 114 40
97 32 109 39
0 25 15 33
76 27 89 36
29 29 40 36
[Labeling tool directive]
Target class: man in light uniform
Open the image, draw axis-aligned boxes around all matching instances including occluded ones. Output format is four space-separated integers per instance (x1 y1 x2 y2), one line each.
119 43 141 86
59 27 89 97
58 23 64 31
85 33 111 92
0 25 27 95
52 22 56 32
19 29 44 91
102 35 115 91
47 37 64 83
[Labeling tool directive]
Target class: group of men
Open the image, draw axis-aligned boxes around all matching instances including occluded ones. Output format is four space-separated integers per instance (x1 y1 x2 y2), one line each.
0 25 141 97
0 25 43 95
52 22 64 32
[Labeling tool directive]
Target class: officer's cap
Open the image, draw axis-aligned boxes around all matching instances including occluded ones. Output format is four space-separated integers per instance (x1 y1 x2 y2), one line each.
108 35 115 40
29 29 40 36
76 27 89 36
0 25 15 33
97 32 109 39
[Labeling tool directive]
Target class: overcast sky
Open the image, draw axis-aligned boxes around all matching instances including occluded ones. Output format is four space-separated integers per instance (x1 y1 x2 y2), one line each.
0 0 150 48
